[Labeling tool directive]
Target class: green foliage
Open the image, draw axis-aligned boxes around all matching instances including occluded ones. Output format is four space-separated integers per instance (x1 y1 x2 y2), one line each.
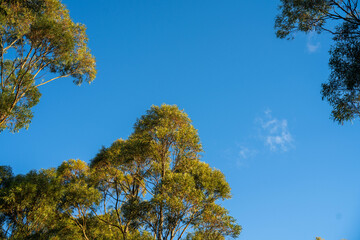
187 203 241 240
322 22 360 123
56 159 102 240
0 0 96 132
92 104 240 239
0 105 240 239
275 0 330 39
275 0 360 123
0 168 60 239
0 161 103 240
91 139 151 239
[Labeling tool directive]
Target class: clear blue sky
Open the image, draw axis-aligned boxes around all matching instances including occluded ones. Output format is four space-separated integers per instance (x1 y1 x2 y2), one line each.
1 1 360 239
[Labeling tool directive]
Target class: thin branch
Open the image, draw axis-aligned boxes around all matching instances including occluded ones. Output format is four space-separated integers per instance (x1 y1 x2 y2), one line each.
3 38 19 52
35 74 72 87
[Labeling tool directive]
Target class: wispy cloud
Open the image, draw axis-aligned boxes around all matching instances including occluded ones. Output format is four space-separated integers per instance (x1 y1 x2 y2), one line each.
258 110 294 152
307 41 320 53
306 32 320 53
238 146 257 159
234 145 257 168
229 109 294 168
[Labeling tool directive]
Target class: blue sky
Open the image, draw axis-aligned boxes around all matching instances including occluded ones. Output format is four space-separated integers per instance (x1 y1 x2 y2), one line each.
1 0 360 239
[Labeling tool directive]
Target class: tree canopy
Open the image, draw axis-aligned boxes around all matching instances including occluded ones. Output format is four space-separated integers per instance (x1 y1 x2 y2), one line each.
275 0 360 123
0 0 96 132
0 104 241 240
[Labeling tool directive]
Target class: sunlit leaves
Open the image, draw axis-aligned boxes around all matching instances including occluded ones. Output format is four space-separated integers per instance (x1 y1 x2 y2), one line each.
0 105 240 239
0 0 96 132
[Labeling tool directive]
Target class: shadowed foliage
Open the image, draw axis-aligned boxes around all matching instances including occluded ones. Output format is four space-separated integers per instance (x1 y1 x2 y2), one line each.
275 0 360 123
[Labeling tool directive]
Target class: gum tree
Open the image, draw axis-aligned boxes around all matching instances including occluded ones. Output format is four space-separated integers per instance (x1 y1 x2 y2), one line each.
0 0 96 132
275 0 360 123
0 105 241 239
92 105 241 240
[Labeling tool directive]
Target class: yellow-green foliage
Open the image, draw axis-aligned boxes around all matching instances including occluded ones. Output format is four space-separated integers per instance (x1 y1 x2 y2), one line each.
0 105 240 240
0 0 96 132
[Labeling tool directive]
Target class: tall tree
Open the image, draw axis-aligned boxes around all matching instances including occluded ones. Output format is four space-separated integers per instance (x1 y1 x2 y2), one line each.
275 0 360 123
0 0 96 132
0 105 240 239
134 105 241 240
93 105 241 240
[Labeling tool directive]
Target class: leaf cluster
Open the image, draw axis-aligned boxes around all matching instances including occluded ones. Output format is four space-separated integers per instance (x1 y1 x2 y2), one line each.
0 0 96 132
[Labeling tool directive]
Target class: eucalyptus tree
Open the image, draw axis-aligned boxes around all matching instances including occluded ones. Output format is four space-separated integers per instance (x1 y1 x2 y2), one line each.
0 0 96 132
275 0 360 123
0 167 61 239
0 161 106 240
0 105 240 239
92 104 241 240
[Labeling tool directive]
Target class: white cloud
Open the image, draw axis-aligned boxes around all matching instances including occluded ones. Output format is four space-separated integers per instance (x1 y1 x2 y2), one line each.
258 110 294 152
307 41 320 53
239 146 249 159
225 144 257 168
306 32 320 53
238 146 257 159
230 110 294 168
